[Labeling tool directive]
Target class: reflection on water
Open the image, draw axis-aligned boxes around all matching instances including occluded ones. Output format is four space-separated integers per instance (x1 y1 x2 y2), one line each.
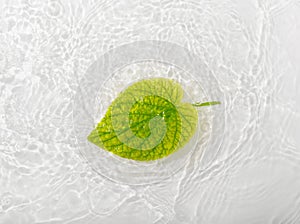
0 0 299 223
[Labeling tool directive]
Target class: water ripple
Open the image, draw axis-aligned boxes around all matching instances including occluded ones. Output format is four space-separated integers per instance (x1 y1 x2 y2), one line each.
0 0 299 223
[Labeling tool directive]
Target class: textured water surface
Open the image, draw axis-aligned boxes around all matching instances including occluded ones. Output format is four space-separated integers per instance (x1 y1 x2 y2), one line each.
0 0 300 223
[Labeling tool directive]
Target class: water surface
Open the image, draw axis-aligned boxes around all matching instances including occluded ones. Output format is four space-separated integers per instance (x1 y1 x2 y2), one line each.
0 0 299 223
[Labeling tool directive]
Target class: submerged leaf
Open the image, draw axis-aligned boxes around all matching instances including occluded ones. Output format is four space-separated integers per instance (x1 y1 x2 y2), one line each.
88 78 200 161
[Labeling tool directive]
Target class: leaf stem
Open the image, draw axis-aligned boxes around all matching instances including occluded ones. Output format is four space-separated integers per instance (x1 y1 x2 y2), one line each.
192 101 221 107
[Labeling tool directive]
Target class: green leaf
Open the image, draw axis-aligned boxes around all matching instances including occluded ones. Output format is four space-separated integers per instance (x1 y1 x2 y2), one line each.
87 78 213 161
